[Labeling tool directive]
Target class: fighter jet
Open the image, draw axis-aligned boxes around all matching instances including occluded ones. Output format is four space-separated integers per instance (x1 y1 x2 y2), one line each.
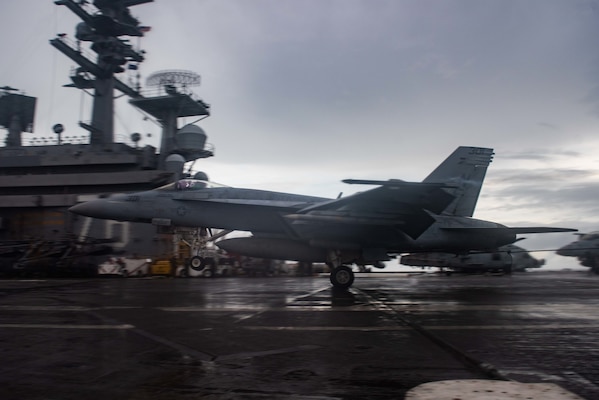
557 232 599 273
400 244 545 274
69 146 575 288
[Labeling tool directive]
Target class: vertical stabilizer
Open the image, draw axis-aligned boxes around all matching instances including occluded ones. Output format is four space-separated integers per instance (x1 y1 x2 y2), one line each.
423 146 494 217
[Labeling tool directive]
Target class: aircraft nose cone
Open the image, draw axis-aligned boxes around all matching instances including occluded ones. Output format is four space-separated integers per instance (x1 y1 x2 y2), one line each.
69 201 100 217
69 198 128 220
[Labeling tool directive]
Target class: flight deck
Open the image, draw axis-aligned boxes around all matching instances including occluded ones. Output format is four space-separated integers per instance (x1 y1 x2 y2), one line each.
0 271 596 399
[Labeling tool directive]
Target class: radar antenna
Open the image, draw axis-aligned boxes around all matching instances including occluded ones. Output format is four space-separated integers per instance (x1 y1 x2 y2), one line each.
130 69 212 166
146 70 201 89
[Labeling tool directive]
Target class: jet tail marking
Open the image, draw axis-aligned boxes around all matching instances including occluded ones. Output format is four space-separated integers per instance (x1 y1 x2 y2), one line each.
423 146 494 217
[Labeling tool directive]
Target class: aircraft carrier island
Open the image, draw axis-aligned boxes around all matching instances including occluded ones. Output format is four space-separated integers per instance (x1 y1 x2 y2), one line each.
0 0 214 275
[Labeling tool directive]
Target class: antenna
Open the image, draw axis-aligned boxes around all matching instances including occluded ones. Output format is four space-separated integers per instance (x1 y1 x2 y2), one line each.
146 70 201 90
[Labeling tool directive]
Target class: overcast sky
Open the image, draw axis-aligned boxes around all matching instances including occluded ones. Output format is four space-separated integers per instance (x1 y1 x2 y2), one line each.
3 0 599 268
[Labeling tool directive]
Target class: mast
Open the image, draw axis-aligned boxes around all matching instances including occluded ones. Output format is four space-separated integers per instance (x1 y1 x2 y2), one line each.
49 0 213 169
50 0 150 146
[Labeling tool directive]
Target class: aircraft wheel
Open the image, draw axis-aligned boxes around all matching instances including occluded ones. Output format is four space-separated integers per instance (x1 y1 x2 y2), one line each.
330 265 354 289
189 256 206 272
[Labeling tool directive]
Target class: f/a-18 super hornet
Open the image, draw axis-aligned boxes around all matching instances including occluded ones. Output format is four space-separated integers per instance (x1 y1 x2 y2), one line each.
69 146 575 288
557 232 599 273
400 244 545 274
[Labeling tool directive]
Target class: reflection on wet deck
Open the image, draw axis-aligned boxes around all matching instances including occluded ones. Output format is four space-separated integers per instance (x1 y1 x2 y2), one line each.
0 271 597 399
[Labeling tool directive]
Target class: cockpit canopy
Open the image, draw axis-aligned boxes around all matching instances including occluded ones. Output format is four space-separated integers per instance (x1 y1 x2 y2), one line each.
157 179 228 192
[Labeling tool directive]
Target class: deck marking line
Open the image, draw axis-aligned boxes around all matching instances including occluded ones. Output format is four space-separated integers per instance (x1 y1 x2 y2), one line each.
286 286 331 304
215 344 321 361
242 324 599 331
159 306 370 312
243 326 410 331
0 323 134 330
230 285 332 324
83 309 217 362
356 288 509 381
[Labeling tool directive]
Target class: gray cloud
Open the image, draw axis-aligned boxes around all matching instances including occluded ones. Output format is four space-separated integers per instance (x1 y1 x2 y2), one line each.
497 150 583 162
489 167 592 183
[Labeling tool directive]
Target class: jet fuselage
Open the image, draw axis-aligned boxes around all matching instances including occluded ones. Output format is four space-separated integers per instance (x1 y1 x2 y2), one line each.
70 182 517 260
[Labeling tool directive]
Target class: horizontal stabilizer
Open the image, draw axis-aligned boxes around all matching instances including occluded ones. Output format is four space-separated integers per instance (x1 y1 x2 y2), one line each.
342 179 406 185
502 227 578 234
442 227 577 234
342 179 456 188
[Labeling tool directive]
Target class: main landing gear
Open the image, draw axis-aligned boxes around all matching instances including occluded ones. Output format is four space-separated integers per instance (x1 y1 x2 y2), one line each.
329 265 354 289
327 250 355 289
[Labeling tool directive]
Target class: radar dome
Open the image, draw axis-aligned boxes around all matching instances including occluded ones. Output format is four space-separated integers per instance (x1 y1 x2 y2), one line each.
176 124 206 151
165 153 186 175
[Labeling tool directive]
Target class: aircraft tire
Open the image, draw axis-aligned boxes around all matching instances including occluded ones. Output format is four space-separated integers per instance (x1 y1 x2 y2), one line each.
189 256 206 272
330 265 354 289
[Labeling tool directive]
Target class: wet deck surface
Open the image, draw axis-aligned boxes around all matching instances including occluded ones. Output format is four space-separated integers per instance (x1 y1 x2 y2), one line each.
0 271 598 399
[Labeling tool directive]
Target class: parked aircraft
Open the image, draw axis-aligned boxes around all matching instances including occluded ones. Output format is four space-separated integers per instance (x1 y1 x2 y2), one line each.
400 244 545 274
557 232 599 273
69 146 575 288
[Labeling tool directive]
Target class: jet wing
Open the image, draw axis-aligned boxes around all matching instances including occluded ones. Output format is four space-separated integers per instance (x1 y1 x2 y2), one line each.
291 181 456 239
501 227 578 234
341 179 456 188
299 181 455 214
